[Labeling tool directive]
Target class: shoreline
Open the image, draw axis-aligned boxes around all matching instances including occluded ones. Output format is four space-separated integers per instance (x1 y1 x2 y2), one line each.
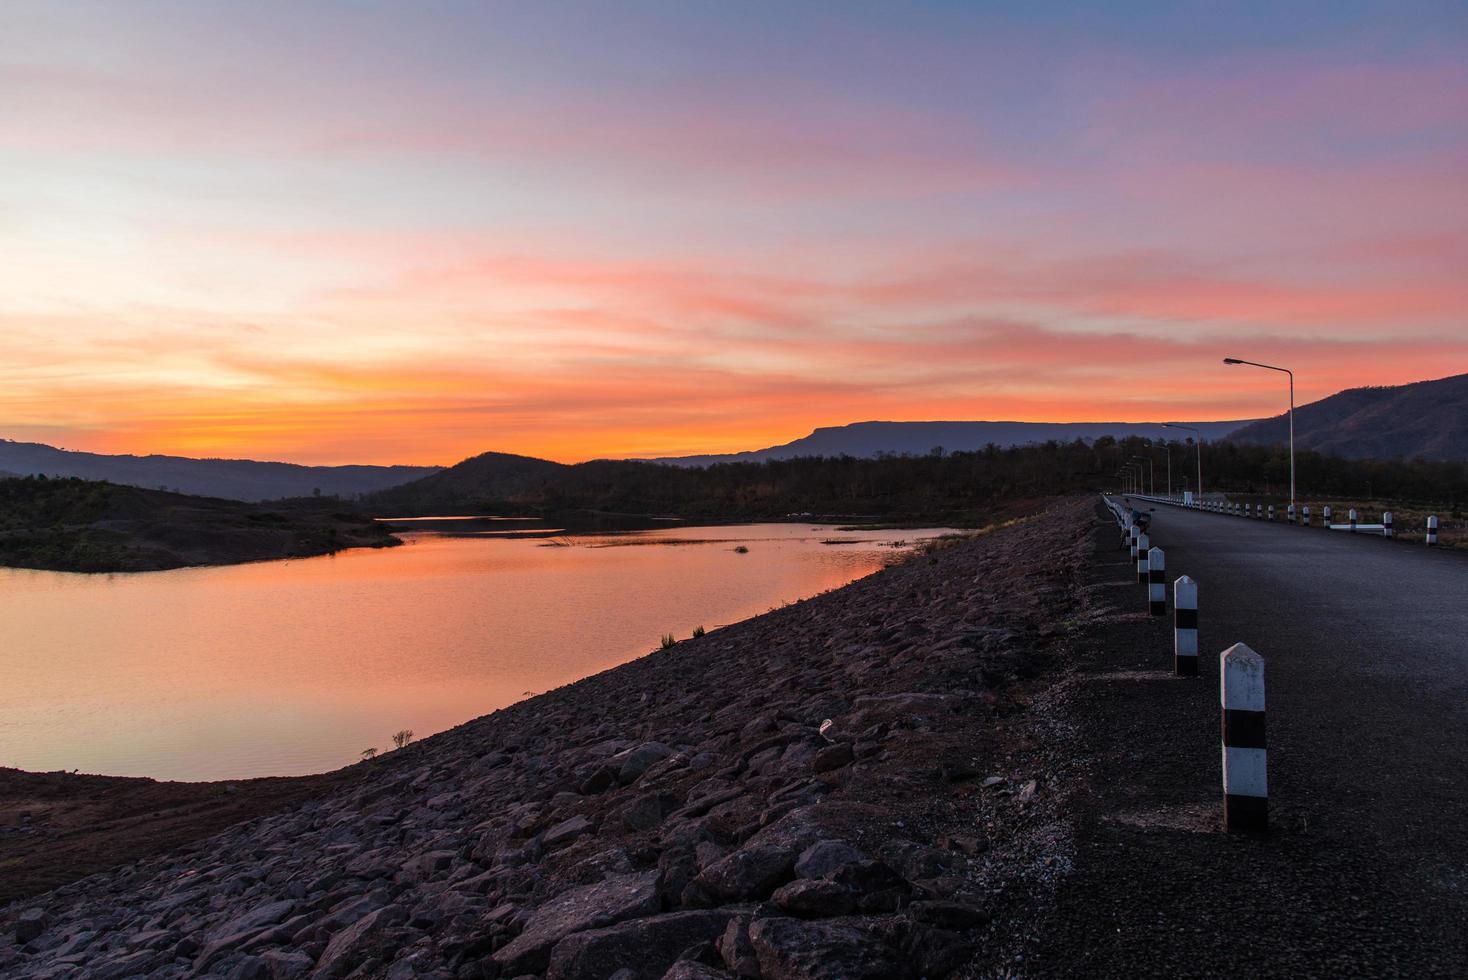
0 477 405 574
0 521 992 900
0 535 402 576
2 497 1090 977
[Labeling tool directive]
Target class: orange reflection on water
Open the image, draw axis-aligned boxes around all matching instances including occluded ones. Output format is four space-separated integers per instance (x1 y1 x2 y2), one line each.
0 524 950 781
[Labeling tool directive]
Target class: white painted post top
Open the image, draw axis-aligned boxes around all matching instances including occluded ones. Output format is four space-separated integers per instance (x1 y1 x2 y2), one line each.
1148 546 1164 565
1174 575 1197 604
1220 643 1265 710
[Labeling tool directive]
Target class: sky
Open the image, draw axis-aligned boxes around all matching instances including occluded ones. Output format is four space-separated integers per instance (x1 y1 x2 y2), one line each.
2 1 1466 465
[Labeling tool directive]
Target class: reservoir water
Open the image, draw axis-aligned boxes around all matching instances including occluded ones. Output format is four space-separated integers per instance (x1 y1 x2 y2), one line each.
0 523 953 781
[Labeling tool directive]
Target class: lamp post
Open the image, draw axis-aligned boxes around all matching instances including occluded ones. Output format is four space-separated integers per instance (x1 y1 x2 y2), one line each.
1130 455 1154 496
1162 445 1171 496
1162 423 1203 502
1224 357 1295 508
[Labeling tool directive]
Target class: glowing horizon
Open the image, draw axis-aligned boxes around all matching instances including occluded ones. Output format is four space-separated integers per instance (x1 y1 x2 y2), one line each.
3 2 1466 466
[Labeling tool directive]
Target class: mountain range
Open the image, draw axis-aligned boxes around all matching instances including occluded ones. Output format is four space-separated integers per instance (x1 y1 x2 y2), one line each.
0 440 440 502
4 372 1464 502
653 419 1256 466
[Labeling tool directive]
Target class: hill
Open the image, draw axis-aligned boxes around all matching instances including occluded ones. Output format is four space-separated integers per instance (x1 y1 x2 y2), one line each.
655 419 1255 466
370 451 570 513
0 476 400 572
0 440 440 502
1227 373 1468 460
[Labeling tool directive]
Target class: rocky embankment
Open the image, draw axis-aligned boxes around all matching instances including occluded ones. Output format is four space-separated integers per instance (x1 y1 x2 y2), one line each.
1 499 1095 980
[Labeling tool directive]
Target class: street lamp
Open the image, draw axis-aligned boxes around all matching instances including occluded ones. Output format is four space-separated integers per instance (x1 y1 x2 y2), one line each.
1224 357 1295 507
1130 455 1154 496
1162 423 1203 502
1122 462 1141 494
1162 445 1171 496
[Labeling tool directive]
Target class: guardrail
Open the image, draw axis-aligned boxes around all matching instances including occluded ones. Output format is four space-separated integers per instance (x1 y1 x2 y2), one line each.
1108 491 1440 544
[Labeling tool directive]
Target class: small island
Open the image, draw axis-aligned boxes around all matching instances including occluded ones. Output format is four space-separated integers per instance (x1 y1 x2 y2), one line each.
0 476 400 573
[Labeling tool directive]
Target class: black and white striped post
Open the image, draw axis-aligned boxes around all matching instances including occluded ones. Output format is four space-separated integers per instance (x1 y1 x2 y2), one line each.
1148 546 1166 616
1383 511 1394 539
1267 503 1275 522
1302 505 1311 527
1129 525 1143 559
1287 503 1296 525
1255 503 1263 520
1221 642 1267 833
1174 576 1198 675
1349 508 1358 533
1427 515 1438 546
1323 505 1333 529
1135 533 1151 584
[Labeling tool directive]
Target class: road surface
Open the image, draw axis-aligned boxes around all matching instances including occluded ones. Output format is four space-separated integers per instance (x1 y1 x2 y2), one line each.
1030 501 1468 977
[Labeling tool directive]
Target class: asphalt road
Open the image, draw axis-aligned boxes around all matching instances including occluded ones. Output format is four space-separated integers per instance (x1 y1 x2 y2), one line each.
1028 501 1468 977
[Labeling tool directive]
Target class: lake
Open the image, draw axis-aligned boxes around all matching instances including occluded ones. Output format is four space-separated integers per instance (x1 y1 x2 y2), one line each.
0 523 955 781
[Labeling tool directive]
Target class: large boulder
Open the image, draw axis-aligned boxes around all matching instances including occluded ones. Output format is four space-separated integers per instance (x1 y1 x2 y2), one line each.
748 917 910 980
617 742 675 784
546 910 738 980
692 842 796 901
793 841 862 880
15 908 47 945
769 879 854 918
492 871 661 975
663 963 735 980
692 804 857 902
311 904 408 979
543 815 594 850
209 900 299 942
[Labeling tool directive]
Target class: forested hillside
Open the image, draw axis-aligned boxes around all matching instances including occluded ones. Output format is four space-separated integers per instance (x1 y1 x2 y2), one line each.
373 439 1468 521
0 476 400 572
1228 372 1468 460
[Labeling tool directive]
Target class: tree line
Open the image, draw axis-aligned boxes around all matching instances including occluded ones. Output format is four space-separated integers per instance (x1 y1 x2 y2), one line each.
378 438 1468 523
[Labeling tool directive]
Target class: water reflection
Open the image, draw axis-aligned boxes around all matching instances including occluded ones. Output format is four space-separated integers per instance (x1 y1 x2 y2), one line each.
0 524 952 781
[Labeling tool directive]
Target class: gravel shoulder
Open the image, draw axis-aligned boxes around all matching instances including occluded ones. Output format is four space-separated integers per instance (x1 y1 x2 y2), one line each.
1 499 1098 979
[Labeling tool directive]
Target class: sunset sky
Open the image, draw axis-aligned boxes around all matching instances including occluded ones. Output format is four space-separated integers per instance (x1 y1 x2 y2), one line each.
3 1 1466 465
